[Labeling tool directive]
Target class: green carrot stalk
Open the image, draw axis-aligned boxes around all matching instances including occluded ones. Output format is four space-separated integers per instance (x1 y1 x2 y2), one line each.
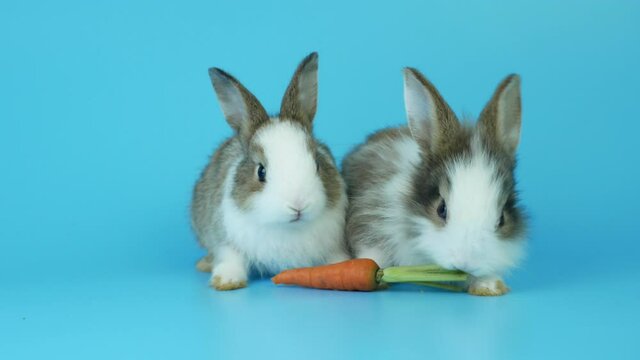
379 265 468 283
410 281 467 292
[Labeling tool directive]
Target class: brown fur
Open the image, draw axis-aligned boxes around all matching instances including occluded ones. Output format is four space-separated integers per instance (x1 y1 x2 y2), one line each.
229 143 266 208
343 70 527 258
366 127 408 143
478 74 522 155
191 137 242 248
343 127 412 199
343 127 421 250
280 52 318 130
406 126 472 227
193 53 345 284
195 254 213 272
316 142 342 208
208 68 270 145
231 157 265 210
405 68 461 152
405 125 525 240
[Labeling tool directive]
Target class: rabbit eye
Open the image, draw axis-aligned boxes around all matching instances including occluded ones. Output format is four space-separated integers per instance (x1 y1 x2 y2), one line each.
498 212 505 227
437 199 447 221
257 164 266 182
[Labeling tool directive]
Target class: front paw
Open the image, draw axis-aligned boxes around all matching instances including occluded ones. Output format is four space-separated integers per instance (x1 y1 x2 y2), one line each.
210 263 248 291
210 276 247 291
468 278 509 296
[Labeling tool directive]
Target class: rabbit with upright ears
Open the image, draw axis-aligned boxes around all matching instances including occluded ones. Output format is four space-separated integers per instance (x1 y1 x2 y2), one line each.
343 68 527 296
192 53 350 290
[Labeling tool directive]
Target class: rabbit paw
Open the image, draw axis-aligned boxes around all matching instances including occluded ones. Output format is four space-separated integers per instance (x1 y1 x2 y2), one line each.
210 262 248 291
195 254 213 272
468 278 509 296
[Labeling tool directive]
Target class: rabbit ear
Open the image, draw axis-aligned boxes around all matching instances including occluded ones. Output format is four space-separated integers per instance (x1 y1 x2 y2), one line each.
209 68 269 142
280 52 318 130
478 74 522 156
403 68 459 153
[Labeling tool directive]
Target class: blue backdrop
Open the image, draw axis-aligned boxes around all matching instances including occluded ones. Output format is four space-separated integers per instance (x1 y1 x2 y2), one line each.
2 1 639 359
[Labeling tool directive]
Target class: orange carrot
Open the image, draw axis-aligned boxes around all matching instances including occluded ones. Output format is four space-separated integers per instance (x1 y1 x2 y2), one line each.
272 258 380 291
272 259 469 292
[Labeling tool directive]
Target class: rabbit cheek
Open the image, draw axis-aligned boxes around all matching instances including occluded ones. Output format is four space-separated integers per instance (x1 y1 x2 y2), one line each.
230 158 265 211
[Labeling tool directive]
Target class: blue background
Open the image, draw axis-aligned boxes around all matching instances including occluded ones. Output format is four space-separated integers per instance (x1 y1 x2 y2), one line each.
2 0 639 359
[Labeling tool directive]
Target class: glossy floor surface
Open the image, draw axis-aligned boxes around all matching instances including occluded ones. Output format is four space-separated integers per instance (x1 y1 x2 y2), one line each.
2 1 639 359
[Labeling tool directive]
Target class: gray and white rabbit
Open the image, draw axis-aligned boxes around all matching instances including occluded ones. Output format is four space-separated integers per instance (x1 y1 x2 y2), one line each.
192 53 349 290
343 68 527 296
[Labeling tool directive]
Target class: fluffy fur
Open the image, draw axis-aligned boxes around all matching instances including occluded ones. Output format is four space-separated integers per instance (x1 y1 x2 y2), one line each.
343 68 527 296
192 53 349 290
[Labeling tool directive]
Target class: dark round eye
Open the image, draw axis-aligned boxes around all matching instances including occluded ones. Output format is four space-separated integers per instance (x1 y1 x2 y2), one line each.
257 164 266 182
437 199 447 221
498 212 505 227
316 159 320 172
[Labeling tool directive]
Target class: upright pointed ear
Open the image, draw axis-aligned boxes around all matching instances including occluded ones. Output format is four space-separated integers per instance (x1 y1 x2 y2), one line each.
280 52 318 129
478 74 522 155
403 68 459 153
209 68 269 142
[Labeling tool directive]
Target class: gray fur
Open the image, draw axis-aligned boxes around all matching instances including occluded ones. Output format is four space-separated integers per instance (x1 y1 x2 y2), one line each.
208 68 270 146
192 52 344 264
478 74 522 156
191 137 242 248
280 52 319 130
343 69 527 265
342 127 419 253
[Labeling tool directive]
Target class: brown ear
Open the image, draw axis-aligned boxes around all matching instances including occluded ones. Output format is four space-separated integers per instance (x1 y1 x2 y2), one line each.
280 52 318 129
403 68 459 153
209 67 269 142
477 74 522 155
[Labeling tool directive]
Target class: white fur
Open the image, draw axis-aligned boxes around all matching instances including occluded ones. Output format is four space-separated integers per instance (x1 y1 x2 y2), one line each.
349 72 525 293
350 136 422 268
211 246 247 286
216 120 348 279
353 135 524 279
410 139 525 277
468 275 505 292
251 121 326 224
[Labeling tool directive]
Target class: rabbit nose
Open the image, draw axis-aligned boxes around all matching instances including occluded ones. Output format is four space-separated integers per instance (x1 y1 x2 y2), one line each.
288 206 305 222
288 206 302 213
288 204 307 214
289 199 309 211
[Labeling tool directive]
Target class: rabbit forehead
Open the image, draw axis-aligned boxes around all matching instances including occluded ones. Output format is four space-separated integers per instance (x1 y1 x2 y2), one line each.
447 135 511 202
445 148 505 223
253 119 315 163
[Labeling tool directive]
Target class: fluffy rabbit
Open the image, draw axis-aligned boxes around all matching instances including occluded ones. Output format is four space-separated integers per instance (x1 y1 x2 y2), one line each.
343 68 527 296
192 53 349 290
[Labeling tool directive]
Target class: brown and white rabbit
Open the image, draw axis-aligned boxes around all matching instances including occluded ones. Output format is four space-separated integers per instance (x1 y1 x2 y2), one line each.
191 53 349 290
343 68 527 296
